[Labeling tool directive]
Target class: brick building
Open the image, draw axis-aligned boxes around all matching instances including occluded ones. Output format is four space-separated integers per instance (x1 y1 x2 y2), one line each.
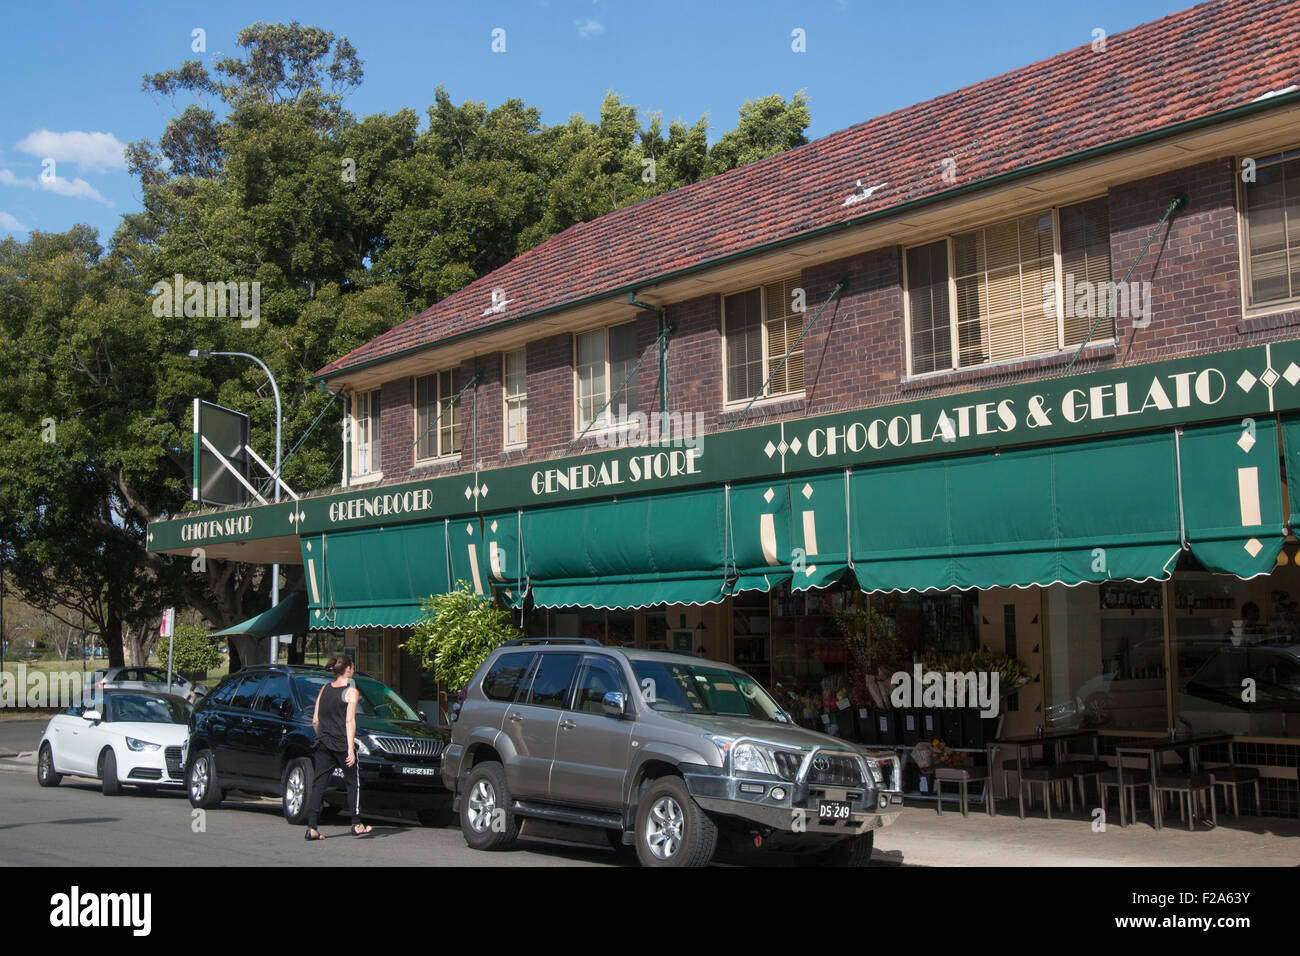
152 0 1300 817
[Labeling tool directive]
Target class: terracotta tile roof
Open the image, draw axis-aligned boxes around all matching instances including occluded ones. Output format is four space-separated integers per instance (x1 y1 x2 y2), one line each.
315 0 1300 380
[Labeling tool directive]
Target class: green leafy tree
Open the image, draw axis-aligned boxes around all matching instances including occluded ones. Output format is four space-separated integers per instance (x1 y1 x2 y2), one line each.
157 622 223 676
707 92 811 174
405 582 520 690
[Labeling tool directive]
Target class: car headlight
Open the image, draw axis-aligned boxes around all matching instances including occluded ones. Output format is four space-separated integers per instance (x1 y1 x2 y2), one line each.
864 758 885 785
730 742 776 775
125 737 160 752
705 734 734 755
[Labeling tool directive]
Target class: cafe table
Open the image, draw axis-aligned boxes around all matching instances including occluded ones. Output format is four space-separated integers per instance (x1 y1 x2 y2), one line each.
1112 733 1234 830
989 729 1102 819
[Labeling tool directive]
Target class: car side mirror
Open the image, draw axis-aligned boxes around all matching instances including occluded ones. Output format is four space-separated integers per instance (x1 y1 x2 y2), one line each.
82 710 101 723
602 691 627 718
418 710 428 723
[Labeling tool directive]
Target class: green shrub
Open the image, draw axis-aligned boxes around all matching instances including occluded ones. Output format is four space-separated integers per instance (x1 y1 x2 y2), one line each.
157 623 223 675
405 582 520 690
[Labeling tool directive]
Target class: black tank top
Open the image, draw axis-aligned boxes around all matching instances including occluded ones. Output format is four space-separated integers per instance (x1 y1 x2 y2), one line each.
317 682 349 751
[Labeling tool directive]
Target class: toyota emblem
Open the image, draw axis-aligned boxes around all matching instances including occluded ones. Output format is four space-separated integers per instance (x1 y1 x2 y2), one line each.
813 756 831 772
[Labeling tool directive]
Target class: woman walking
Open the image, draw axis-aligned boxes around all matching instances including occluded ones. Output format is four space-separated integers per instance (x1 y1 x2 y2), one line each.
304 656 373 839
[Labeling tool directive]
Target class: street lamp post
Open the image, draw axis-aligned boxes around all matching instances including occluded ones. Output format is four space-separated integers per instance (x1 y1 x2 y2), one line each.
189 349 282 665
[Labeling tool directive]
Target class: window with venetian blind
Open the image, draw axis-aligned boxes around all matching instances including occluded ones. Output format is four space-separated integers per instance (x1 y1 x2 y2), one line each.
415 369 461 460
724 275 805 403
1242 147 1300 308
503 348 527 445
906 198 1112 375
352 389 381 475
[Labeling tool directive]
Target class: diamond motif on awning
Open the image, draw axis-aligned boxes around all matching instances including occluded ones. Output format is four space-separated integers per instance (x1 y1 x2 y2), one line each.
490 520 499 533
466 523 474 536
764 441 777 458
789 437 802 455
802 483 814 499
1261 367 1280 388
1285 363 1300 386
1244 538 1263 558
1238 431 1256 454
763 487 775 504
1237 369 1257 392
777 440 789 455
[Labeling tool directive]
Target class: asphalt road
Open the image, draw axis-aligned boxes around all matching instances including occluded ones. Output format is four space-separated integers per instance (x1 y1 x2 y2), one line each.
0 719 45 756
0 763 622 867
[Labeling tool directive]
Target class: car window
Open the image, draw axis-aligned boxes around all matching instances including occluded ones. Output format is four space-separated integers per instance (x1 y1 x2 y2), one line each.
113 668 137 682
354 677 419 720
229 674 266 710
107 694 190 724
208 677 241 705
292 674 332 712
141 669 166 683
630 660 790 723
482 652 537 702
572 656 628 715
524 653 580 709
254 674 293 715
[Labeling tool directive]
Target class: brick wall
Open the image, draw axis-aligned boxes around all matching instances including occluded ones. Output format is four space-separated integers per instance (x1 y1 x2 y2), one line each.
366 154 1300 486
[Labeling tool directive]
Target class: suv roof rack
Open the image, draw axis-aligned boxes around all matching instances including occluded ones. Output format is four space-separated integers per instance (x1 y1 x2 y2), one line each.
501 638 603 647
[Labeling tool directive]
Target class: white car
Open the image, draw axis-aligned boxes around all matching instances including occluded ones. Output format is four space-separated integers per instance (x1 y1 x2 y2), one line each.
89 666 208 702
37 691 192 795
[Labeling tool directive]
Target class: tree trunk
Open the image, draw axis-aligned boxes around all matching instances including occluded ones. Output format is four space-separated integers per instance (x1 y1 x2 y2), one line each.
229 635 268 672
104 606 125 668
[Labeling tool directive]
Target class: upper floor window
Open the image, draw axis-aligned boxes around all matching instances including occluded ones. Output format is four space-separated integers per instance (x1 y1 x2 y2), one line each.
1241 147 1300 309
905 198 1112 375
352 389 381 476
503 348 527 445
415 369 461 461
724 276 804 404
576 322 638 431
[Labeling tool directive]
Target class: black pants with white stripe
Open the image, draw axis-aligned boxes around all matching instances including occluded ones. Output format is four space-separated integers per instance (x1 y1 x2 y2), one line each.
306 743 361 828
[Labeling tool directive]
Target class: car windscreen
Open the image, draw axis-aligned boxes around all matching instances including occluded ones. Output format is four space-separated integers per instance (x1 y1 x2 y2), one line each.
292 674 419 721
630 661 790 723
107 694 191 725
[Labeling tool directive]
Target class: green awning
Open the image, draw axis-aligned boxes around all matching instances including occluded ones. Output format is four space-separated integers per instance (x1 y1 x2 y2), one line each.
523 487 728 609
726 473 851 593
211 591 307 638
1280 412 1300 526
1179 418 1285 577
300 522 451 629
482 511 526 608
850 430 1184 591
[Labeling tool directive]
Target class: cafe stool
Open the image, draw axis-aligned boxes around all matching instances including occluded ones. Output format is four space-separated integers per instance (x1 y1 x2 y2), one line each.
1154 772 1217 830
1000 759 1052 799
1207 765 1261 817
936 765 994 818
1099 769 1154 826
1018 764 1074 819
1058 758 1110 804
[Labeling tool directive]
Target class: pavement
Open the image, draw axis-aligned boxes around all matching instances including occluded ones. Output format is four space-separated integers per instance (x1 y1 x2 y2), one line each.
0 718 43 760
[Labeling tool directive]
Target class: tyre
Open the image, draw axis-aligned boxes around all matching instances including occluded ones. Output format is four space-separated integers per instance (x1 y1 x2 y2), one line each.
809 830 874 867
634 775 718 868
459 762 520 851
100 749 121 796
187 748 222 809
37 744 62 787
282 757 313 825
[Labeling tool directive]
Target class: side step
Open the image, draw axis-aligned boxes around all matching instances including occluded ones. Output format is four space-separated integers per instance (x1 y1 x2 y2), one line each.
511 799 623 830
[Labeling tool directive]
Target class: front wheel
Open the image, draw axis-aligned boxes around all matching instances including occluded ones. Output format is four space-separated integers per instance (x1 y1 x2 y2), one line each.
187 748 222 809
634 776 718 868
37 744 61 787
460 762 520 851
100 749 121 796
282 757 313 825
809 830 874 867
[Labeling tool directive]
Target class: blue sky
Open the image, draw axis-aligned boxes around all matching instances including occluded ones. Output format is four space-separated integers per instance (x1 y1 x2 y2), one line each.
0 0 1194 243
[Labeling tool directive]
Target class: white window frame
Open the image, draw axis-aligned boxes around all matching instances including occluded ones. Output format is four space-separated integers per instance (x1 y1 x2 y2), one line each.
1238 146 1300 314
503 347 527 447
413 369 462 463
573 321 638 435
350 389 382 482
721 278 807 408
902 198 1112 378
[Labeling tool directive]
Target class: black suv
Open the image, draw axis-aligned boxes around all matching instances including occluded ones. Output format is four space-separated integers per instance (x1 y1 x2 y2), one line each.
185 664 450 824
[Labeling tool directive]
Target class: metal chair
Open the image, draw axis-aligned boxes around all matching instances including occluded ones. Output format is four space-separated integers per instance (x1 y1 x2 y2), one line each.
1018 764 1075 819
936 765 995 818
1058 756 1110 804
1154 772 1217 830
1206 765 1261 817
1099 768 1155 826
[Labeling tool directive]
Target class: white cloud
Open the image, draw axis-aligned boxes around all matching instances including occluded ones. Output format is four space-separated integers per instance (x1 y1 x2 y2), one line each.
0 211 27 233
575 18 603 37
16 129 127 172
0 167 109 204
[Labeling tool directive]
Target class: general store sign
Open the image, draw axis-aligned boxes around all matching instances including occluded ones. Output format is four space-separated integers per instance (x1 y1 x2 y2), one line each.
147 339 1300 553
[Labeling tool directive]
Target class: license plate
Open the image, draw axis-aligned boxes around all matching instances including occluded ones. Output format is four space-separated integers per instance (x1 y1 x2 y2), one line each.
817 800 852 821
400 766 436 776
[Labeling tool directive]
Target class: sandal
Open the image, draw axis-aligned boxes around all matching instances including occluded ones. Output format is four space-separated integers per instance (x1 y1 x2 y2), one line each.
351 823 373 836
304 828 324 841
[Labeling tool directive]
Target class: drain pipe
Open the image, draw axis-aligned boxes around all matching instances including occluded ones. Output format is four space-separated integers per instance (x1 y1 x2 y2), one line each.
628 291 675 439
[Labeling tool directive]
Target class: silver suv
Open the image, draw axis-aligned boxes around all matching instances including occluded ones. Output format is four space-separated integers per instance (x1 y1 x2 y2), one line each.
442 639 903 867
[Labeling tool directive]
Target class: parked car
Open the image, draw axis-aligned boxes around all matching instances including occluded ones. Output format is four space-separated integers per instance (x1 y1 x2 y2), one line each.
443 639 903 867
185 664 451 825
37 691 192 794
1179 643 1300 735
90 666 208 703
